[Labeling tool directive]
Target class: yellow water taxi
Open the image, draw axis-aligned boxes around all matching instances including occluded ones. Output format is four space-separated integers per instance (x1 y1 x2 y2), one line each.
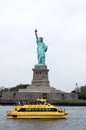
6 99 67 119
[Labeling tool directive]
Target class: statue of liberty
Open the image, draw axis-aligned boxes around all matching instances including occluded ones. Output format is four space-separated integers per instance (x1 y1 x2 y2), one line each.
35 29 48 66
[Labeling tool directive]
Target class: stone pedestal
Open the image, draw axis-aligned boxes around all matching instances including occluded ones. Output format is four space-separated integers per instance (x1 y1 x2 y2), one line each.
31 66 50 87
19 65 58 93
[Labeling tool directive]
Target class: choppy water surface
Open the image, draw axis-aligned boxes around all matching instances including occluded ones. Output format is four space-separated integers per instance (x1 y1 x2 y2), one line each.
0 105 86 130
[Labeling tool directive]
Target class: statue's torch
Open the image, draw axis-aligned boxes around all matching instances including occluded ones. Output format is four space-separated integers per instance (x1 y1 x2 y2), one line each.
35 29 38 40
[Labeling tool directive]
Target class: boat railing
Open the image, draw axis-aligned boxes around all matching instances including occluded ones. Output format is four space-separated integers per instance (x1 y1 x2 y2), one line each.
18 99 49 105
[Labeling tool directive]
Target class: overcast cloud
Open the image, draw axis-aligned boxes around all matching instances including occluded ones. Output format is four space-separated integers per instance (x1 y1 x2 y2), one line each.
0 0 86 92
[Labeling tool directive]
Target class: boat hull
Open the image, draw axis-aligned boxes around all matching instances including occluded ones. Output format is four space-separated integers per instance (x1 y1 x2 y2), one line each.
7 115 66 119
6 112 67 119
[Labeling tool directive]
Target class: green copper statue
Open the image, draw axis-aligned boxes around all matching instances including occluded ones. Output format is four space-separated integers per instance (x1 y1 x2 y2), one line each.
35 29 48 66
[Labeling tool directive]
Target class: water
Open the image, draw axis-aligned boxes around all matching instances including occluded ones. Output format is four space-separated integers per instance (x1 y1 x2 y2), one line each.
0 105 86 130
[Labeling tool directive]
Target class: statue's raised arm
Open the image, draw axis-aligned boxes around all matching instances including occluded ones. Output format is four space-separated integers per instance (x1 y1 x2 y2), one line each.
35 29 38 40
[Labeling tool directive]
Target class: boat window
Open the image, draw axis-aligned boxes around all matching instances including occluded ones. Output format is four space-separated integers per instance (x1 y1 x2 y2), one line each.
18 108 26 112
35 108 39 111
45 108 48 111
45 108 57 111
48 108 50 111
26 108 32 111
18 108 57 112
42 108 45 111
45 108 51 111
52 108 57 111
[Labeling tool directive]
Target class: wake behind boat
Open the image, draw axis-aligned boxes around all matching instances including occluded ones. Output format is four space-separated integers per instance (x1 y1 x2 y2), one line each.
6 99 68 119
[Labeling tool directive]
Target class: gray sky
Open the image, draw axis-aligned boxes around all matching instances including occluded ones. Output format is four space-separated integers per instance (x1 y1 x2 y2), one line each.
0 0 86 92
